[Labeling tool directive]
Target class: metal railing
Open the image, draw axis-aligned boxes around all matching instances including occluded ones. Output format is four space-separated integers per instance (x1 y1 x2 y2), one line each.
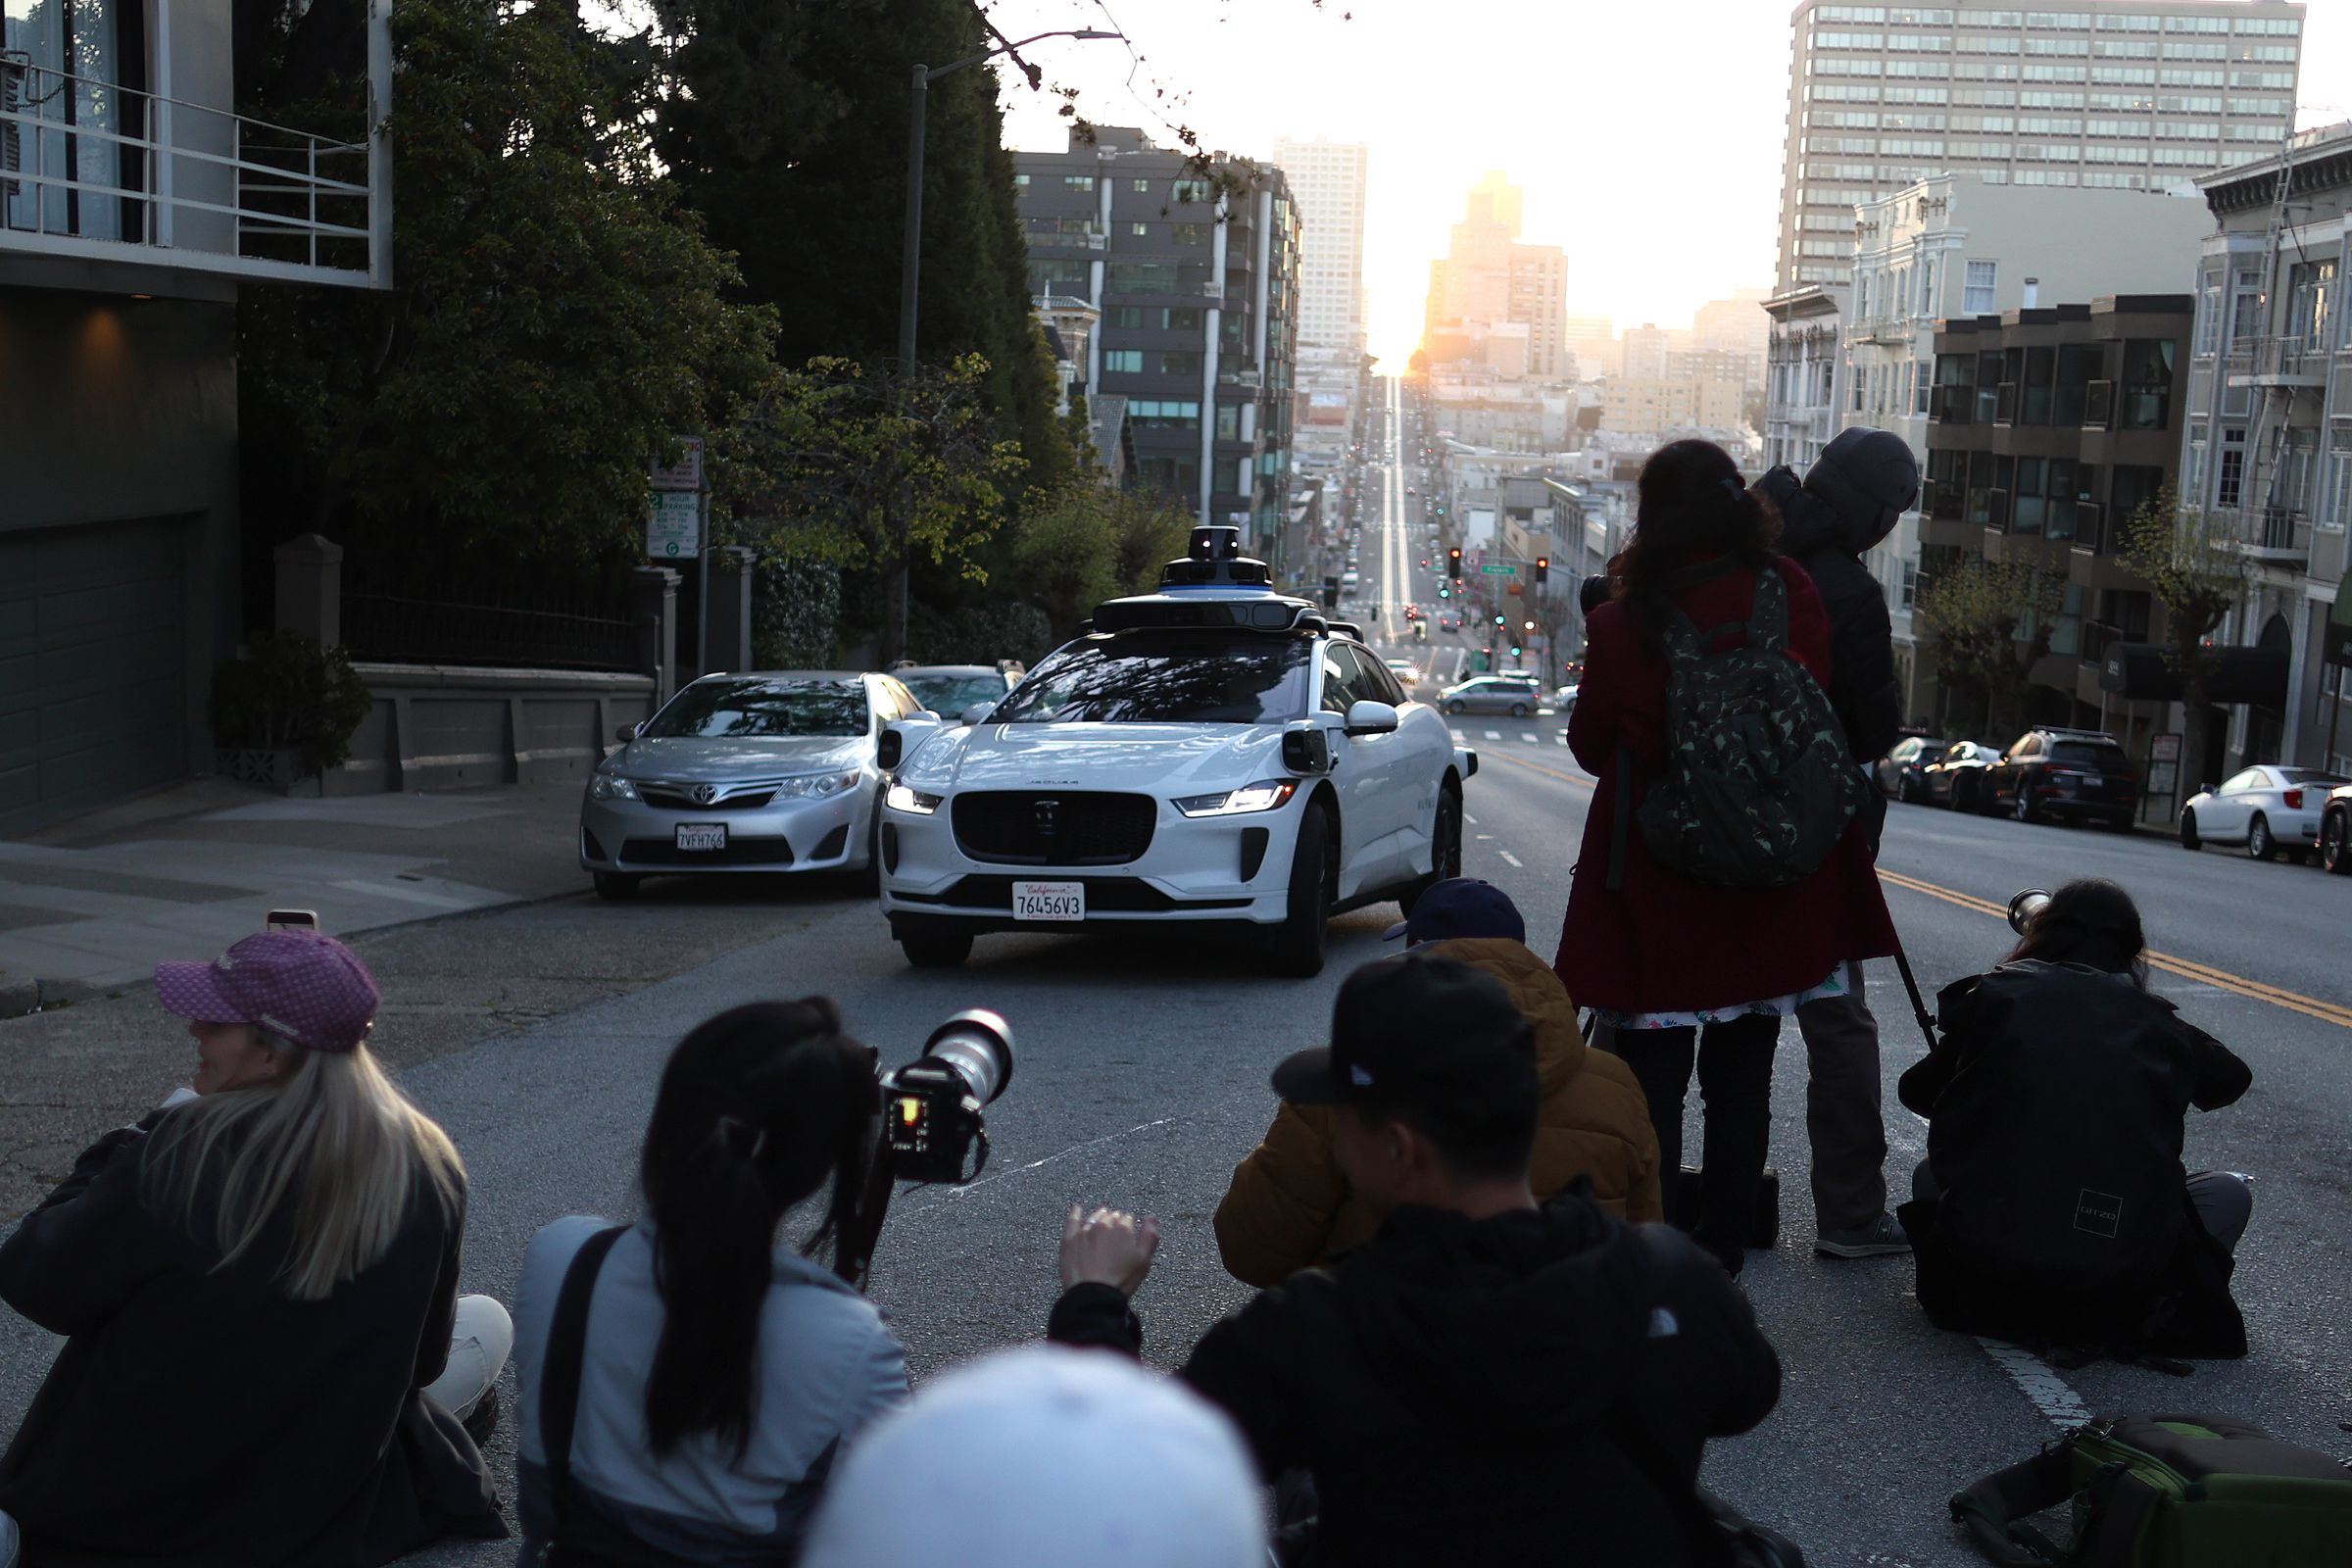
0 52 383 287
2224 504 2309 561
342 591 642 672
2225 335 2328 383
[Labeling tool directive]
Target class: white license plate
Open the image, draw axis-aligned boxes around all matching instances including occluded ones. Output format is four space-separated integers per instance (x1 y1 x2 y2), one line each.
1011 880 1085 921
2080 774 2104 789
675 823 728 852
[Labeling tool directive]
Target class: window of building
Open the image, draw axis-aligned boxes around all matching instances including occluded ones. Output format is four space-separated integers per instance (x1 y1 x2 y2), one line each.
1129 399 1201 430
1974 348 2005 421
2161 39 2227 60
1063 174 1097 191
1156 350 1200 376
2326 451 2352 532
1013 172 1032 187
1102 350 1144 373
1964 259 1998 314
1131 178 1152 193
1216 404 1241 440
2094 14 2160 32
1127 220 1149 236
1027 260 1090 293
2287 259 2335 351
1161 306 1202 331
2053 341 2099 424
1171 178 1212 203
2229 266 2266 346
1171 222 1207 245
2216 426 2245 509
2021 345 2057 424
1107 261 1178 293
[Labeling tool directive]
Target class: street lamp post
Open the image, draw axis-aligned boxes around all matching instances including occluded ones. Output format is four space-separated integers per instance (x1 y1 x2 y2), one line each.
888 27 1120 662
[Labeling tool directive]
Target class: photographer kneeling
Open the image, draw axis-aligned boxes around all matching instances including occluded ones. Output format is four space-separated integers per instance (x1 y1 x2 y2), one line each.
1897 879 2254 1358
514 999 909 1566
0 930 506 1568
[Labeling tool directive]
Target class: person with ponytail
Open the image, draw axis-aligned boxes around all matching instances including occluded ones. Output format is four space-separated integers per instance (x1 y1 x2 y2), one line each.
1554 438 1897 1278
512 999 907 1566
0 930 507 1568
1896 879 2254 1356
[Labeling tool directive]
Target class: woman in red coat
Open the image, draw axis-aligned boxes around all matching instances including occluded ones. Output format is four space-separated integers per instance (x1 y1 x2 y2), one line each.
1557 439 1897 1275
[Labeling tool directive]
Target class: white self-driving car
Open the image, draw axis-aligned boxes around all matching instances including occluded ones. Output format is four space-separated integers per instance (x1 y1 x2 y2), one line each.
877 527 1477 976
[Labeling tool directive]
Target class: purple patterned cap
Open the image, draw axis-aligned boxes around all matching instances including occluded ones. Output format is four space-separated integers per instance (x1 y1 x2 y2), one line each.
154 930 381 1054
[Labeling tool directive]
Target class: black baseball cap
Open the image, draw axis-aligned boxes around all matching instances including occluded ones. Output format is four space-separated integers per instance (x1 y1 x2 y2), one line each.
1381 877 1525 945
1271 954 1536 1116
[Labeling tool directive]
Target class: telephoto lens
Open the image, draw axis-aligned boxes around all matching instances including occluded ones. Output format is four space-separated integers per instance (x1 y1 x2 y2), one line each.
2007 888 2051 935
921 1009 1014 1105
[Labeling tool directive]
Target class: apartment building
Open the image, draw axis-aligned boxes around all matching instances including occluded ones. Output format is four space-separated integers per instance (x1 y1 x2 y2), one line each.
2179 122 2352 772
1765 283 1852 470
1422 172 1572 379
1014 128 1302 557
1273 136 1368 353
1600 377 1748 440
1777 0 2305 292
1923 296 2196 780
1 0 392 832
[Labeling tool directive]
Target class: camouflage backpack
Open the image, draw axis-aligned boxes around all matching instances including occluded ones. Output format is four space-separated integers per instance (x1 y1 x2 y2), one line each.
1609 561 1866 891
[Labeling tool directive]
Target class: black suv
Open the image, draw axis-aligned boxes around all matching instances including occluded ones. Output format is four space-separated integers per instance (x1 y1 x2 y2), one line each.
1983 726 2137 829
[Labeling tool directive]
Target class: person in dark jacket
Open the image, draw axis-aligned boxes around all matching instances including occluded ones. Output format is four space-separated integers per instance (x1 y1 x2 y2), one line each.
1896 879 2254 1357
1557 438 1899 1275
1754 426 1920 1262
0 931 506 1568
1051 953 1782 1568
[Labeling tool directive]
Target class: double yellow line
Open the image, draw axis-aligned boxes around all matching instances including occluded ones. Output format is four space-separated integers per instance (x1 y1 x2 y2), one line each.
1480 754 2352 1031
1878 868 2352 1031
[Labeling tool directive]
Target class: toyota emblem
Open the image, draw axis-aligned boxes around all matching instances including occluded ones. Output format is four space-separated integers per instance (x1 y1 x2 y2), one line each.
1034 798 1060 834
691 783 719 805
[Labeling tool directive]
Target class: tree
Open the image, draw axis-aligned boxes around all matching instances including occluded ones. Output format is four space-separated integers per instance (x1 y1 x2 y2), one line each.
2120 484 2254 785
727 356 1026 663
1007 478 1196 637
236 0 779 576
1916 555 2064 738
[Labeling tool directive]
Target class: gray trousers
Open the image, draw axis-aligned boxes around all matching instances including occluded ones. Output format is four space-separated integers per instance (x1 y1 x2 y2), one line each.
1796 961 1888 1234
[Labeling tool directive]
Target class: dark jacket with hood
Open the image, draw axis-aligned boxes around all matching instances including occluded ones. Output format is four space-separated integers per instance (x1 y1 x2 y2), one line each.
1755 427 1916 768
1052 1194 1780 1568
1895 960 2253 1357
0 1112 505 1568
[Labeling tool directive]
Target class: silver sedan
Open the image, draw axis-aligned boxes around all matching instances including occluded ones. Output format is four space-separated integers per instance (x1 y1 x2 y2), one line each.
578 671 939 897
2180 763 2350 863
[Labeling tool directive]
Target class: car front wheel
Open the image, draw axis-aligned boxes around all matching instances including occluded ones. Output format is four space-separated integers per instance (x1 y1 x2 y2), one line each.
901 928 973 968
1397 784 1463 918
1265 804 1334 978
2012 784 2037 824
593 872 641 900
1446 700 1466 714
2180 809 2201 851
2247 813 2278 861
2322 809 2351 875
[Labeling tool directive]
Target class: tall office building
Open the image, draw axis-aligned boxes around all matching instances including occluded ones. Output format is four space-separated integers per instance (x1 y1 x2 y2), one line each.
1422 172 1572 378
1272 137 1369 353
1776 0 2306 291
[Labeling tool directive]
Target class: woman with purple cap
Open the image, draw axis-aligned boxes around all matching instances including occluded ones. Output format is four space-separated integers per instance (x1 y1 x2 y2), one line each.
0 928 508 1568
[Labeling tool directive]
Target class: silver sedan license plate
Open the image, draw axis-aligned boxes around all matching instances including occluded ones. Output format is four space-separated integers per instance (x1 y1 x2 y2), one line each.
675 823 728 852
1011 880 1085 921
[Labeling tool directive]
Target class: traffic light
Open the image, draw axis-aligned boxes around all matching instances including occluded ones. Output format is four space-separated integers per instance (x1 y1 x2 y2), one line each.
1509 645 1522 659
1523 619 1536 632
1437 586 1450 599
1536 556 1549 585
1493 613 1506 627
1447 547 1462 573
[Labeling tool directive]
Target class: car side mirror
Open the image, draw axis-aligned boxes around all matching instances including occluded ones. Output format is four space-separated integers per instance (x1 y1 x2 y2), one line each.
1345 699 1400 736
613 722 639 743
2199 780 2215 797
1282 725 1333 775
877 730 904 770
960 703 994 726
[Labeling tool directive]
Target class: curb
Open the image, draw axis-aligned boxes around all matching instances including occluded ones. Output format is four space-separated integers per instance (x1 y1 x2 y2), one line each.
0 978 100 1021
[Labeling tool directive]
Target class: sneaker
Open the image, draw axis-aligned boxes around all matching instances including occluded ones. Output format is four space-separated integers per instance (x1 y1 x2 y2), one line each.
1 1506 19 1568
1816 1210 1911 1258
461 1384 502 1446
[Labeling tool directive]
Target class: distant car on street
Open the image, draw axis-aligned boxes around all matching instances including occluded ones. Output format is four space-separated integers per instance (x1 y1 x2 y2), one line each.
1875 735 1948 803
580 671 940 898
1438 674 1542 717
1550 683 1579 716
890 662 1024 725
2180 764 2350 861
1982 726 2137 829
1920 740 2001 812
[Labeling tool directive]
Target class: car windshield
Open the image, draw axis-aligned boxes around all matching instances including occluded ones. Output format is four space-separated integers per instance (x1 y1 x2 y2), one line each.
2048 742 2128 768
901 674 1007 715
993 634 1310 724
640 679 867 739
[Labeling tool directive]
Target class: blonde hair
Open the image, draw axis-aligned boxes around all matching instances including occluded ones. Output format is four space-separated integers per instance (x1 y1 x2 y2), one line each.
144 1035 465 1300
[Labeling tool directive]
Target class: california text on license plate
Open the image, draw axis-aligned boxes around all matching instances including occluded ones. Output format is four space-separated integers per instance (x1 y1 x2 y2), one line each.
675 823 728 852
1011 881 1085 921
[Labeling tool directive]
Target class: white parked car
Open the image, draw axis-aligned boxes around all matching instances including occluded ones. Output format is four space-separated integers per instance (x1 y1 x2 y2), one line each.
878 529 1478 976
2180 764 2350 862
580 671 941 897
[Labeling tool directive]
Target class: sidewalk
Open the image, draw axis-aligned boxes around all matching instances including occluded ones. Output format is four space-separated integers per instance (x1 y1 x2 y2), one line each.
0 778 589 1014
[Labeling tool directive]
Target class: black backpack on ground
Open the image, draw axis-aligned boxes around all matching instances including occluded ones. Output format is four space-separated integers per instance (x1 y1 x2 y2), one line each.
1610 559 1865 892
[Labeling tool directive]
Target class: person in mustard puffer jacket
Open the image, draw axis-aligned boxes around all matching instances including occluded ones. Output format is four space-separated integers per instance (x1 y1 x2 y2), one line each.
1213 880 1663 1288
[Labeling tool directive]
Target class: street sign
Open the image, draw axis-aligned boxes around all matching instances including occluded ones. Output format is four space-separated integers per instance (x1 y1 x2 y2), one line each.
646 491 701 561
650 436 705 493
1480 564 1518 576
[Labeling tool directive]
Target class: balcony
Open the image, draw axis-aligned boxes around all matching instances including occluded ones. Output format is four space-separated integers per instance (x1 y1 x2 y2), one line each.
2226 336 2328 390
2232 505 2309 564
1 39 387 291
1027 218 1107 251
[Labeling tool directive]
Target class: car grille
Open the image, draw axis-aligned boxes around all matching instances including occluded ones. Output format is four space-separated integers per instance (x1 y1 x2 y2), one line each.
637 783 780 810
952 792 1155 866
619 837 796 866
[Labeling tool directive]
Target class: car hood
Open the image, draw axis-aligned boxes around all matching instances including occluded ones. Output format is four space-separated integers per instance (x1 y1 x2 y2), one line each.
908 722 1285 793
615 734 869 781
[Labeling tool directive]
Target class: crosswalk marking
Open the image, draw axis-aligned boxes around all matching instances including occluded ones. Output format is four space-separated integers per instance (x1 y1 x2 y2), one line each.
1483 729 1501 740
1497 850 1524 868
1520 732 1540 745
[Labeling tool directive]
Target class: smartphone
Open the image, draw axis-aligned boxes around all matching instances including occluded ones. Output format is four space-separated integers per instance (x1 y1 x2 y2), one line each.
266 908 320 933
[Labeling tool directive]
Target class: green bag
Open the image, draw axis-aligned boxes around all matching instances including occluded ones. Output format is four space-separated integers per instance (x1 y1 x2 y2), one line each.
1953 1413 2352 1567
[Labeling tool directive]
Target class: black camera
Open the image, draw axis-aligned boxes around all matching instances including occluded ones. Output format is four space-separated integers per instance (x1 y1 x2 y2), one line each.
878 1010 1014 1184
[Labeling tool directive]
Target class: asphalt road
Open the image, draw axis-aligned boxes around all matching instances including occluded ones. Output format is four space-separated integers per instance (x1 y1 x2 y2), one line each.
5 384 2350 1565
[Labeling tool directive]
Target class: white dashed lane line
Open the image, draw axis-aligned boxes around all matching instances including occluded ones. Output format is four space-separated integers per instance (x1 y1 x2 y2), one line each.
1462 813 1478 825
1497 850 1524 868
1483 729 1502 740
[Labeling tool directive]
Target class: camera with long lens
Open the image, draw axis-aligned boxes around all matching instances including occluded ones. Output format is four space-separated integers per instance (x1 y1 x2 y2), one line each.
877 1009 1014 1184
2008 888 2051 934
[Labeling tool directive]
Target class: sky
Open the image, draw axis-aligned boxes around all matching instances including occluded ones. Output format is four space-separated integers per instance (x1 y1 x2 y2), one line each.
980 0 2352 369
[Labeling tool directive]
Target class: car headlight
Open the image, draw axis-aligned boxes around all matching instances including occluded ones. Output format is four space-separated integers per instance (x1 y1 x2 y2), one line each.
1172 779 1299 818
589 773 641 802
886 784 943 814
775 769 861 800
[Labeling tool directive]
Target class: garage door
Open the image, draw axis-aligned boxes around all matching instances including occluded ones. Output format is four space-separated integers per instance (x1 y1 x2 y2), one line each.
0 518 190 835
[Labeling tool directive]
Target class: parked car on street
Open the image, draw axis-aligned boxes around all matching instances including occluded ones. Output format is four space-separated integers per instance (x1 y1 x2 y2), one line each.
1551 683 1579 715
2180 764 2350 861
579 671 939 898
890 662 1024 725
2321 784 2352 875
1875 735 1948 803
1920 740 2001 812
1982 727 2137 829
1438 674 1543 717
